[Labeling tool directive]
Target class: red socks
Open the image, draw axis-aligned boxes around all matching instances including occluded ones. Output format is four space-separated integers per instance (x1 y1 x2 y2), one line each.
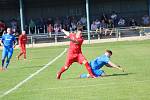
84 62 95 77
57 66 67 79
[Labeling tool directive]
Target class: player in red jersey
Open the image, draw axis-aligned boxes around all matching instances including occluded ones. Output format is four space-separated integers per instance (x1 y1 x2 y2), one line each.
57 26 95 79
17 31 27 60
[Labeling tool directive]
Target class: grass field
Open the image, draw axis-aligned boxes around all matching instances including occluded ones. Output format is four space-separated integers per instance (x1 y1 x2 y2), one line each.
0 40 150 100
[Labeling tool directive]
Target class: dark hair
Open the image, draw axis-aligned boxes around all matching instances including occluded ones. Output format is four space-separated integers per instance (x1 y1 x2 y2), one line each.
106 50 112 55
77 25 83 31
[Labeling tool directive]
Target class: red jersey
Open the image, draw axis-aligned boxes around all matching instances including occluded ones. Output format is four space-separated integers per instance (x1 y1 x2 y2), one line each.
19 34 27 45
68 33 83 54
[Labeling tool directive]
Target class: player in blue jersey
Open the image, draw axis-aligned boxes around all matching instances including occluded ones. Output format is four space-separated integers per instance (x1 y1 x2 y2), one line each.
1 28 17 71
80 50 124 78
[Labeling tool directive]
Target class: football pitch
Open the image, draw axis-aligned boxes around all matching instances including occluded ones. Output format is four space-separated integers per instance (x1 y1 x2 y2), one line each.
0 40 150 100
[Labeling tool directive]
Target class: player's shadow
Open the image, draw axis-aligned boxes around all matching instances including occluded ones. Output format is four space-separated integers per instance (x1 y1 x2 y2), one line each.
106 73 135 77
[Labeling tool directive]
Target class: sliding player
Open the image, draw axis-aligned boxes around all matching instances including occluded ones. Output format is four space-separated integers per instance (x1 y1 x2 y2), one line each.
17 31 27 60
57 26 95 79
1 28 17 70
80 50 124 78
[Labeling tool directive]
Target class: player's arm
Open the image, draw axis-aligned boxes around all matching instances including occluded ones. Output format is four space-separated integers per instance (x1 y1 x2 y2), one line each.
106 61 124 72
61 29 70 36
62 29 80 44
13 37 18 48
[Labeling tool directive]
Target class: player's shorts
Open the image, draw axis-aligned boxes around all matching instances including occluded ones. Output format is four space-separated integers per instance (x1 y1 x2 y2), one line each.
65 52 86 67
89 62 104 77
91 69 104 77
2 47 14 60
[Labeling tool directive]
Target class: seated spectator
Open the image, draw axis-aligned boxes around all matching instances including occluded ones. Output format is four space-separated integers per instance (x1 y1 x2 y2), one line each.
118 18 126 27
105 19 114 36
80 16 87 30
47 24 53 37
142 15 150 26
91 21 97 37
70 22 77 32
95 19 101 28
37 18 44 33
54 23 62 35
129 18 138 26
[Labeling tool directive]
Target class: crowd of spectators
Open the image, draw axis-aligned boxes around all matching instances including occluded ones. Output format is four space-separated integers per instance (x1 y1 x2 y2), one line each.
1 11 150 36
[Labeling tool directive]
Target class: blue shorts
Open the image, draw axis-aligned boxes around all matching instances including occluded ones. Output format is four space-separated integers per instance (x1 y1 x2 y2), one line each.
90 63 104 77
92 69 104 77
2 47 14 60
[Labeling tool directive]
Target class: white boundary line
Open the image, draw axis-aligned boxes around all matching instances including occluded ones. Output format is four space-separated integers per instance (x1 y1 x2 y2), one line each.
0 48 67 98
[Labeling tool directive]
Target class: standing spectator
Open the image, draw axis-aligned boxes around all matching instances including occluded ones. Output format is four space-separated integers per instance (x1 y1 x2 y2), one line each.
142 15 150 26
110 11 118 27
11 19 18 33
101 13 108 23
29 19 36 34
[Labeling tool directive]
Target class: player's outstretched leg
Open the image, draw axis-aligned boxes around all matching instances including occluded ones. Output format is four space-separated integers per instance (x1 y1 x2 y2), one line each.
83 61 96 78
57 66 68 79
80 74 90 78
1 59 5 71
17 52 23 60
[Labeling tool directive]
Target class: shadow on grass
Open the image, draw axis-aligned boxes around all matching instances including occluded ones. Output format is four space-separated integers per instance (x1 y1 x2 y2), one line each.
60 73 135 80
105 73 135 77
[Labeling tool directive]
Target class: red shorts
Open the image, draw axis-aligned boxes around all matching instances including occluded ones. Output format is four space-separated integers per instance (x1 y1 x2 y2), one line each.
65 52 86 67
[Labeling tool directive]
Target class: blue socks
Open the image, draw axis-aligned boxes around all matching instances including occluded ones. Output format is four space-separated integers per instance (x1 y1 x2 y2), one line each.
80 74 88 78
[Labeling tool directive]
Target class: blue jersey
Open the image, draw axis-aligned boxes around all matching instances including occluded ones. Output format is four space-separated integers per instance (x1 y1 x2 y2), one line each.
1 34 16 48
90 54 110 70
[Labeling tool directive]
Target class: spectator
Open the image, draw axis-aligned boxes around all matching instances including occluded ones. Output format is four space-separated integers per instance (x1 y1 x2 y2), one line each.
47 24 53 37
37 18 44 33
70 22 77 32
95 19 101 28
101 13 108 23
10 19 18 33
80 16 87 30
91 21 97 37
110 11 118 27
0 20 6 36
142 15 150 26
54 23 62 35
105 19 114 36
129 18 138 26
118 18 126 27
29 19 36 34
47 18 54 26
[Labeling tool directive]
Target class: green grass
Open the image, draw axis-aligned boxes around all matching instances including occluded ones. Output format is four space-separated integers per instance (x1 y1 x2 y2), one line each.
0 40 150 100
